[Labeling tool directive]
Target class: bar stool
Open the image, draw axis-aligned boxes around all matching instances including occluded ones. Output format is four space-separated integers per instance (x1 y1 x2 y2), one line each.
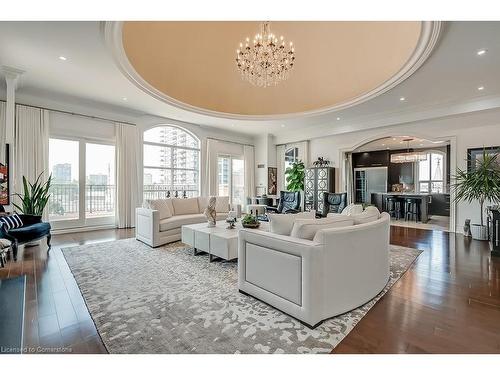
405 198 420 222
386 196 403 219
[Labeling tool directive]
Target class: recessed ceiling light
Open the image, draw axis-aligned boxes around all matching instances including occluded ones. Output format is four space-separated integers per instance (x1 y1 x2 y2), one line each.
477 86 485 91
399 97 406 101
281 124 285 128
381 144 385 146
336 117 341 121
477 49 487 56
122 97 128 101
392 138 397 141
419 144 424 146
58 56 67 61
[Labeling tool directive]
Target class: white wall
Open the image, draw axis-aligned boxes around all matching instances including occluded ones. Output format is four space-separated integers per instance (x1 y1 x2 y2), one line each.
254 133 276 196
295 108 500 233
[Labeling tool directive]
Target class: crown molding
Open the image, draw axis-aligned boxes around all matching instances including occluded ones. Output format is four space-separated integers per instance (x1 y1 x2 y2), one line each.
102 21 442 122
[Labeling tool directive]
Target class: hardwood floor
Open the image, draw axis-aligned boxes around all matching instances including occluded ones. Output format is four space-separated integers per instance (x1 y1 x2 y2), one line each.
0 226 499 353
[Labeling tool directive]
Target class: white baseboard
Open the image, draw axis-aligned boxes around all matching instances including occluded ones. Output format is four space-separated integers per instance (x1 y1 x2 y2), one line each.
51 224 118 235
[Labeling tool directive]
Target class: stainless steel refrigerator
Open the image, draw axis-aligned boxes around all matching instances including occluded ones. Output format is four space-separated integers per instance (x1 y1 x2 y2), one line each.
354 167 388 204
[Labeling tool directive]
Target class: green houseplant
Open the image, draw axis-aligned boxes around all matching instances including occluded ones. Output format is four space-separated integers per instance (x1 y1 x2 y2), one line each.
452 148 500 240
13 173 52 217
285 160 305 192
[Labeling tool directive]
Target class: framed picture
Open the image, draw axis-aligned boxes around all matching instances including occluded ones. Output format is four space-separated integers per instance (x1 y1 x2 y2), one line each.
467 146 500 172
267 167 277 195
0 144 9 205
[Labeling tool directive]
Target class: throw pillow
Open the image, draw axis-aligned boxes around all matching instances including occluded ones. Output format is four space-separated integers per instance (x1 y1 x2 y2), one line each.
172 198 199 215
268 211 315 236
351 206 380 224
290 215 354 240
0 213 24 230
143 199 172 220
341 204 364 216
215 196 230 213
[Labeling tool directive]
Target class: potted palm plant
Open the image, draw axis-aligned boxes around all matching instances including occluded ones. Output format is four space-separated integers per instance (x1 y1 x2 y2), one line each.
13 173 52 218
452 149 500 240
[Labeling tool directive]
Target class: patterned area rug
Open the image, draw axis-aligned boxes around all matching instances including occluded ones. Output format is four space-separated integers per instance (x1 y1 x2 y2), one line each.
62 239 421 354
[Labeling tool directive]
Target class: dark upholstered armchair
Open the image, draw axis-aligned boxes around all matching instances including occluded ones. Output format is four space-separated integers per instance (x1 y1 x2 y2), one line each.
321 192 348 217
266 191 301 214
0 214 51 261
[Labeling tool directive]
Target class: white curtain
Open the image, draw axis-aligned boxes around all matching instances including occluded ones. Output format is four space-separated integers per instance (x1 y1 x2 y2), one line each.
345 153 354 203
115 123 140 228
243 145 255 207
13 105 50 218
276 144 286 192
203 138 218 196
0 102 6 165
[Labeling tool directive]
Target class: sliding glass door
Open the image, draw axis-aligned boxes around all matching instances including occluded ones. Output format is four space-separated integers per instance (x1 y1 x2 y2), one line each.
49 138 115 230
217 155 245 206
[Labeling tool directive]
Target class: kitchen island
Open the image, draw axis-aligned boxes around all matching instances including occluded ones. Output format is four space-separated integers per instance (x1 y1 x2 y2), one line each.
371 192 432 223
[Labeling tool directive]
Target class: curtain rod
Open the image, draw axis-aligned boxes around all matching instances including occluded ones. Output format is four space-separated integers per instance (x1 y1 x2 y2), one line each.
0 99 136 126
206 137 254 147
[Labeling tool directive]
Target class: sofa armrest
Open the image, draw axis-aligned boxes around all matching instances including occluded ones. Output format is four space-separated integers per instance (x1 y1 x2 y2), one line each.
135 207 160 247
238 229 321 256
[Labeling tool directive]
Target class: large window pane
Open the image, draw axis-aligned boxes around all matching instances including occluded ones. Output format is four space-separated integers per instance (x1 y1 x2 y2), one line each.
173 148 199 170
218 156 230 197
144 144 171 168
418 157 430 181
49 139 79 221
232 159 245 206
86 143 115 218
143 168 172 199
173 170 198 197
144 126 198 148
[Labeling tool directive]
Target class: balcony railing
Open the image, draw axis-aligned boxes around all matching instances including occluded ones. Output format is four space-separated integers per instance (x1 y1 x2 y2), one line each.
143 184 199 200
48 184 115 220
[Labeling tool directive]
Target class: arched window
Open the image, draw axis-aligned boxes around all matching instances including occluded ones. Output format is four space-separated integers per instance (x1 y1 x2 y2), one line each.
284 146 299 170
417 151 445 193
143 125 200 199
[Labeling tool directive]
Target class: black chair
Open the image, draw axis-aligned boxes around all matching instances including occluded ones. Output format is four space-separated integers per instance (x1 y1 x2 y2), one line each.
256 197 274 207
405 198 420 222
321 192 348 217
0 215 51 261
386 196 403 219
266 191 301 214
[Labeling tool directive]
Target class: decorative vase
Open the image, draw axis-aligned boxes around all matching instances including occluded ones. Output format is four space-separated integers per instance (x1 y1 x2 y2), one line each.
463 219 471 237
470 224 488 241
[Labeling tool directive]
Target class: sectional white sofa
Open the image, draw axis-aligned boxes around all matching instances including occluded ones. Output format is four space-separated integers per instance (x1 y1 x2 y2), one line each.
238 208 390 328
136 196 230 247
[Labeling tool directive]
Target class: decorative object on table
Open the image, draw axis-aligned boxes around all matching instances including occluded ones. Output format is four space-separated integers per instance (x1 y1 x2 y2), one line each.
463 219 471 237
235 21 295 88
227 210 238 222
0 144 10 206
174 190 179 198
241 214 260 229
305 166 336 212
285 160 305 192
267 167 277 195
467 146 500 172
453 148 500 240
13 172 52 216
166 191 171 198
225 217 236 230
312 157 331 167
204 196 217 227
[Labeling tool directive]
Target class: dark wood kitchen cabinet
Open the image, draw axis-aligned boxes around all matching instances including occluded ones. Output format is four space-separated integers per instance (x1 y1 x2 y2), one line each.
352 150 389 168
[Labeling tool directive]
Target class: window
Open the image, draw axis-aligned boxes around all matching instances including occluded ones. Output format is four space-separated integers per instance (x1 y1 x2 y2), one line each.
418 152 445 193
48 138 116 229
285 147 299 171
143 126 200 199
217 155 245 206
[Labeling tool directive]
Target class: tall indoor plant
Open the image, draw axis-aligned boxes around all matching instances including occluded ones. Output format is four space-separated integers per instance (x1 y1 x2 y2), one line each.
13 173 52 217
285 160 305 192
452 149 500 240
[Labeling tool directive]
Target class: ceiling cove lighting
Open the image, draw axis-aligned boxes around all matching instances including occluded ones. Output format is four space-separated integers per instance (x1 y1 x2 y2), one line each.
236 22 295 87
390 138 428 163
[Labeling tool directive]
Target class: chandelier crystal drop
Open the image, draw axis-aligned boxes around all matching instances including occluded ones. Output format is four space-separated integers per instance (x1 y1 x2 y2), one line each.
235 22 295 87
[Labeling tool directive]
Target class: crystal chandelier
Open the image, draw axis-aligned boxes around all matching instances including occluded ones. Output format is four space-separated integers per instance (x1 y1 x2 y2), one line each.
235 22 295 87
390 138 428 163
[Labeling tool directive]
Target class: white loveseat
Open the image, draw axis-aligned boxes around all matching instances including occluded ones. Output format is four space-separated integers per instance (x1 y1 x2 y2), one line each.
238 211 390 328
136 196 230 247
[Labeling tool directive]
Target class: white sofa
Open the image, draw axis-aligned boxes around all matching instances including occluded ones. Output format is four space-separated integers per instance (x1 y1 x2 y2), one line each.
238 211 390 328
136 196 230 247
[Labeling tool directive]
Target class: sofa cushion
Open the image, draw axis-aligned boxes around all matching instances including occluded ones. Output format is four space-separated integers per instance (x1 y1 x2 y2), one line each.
268 211 315 236
159 213 205 232
8 222 51 243
215 196 230 213
291 216 354 240
172 198 199 215
341 204 364 216
350 206 380 224
143 199 173 220
197 197 209 213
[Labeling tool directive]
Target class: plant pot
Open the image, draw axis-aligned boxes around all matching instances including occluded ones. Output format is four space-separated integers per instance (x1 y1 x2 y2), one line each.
470 224 488 241
242 222 260 229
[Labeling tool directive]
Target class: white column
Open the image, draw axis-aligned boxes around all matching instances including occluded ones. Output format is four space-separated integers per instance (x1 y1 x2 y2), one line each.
1 66 24 211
